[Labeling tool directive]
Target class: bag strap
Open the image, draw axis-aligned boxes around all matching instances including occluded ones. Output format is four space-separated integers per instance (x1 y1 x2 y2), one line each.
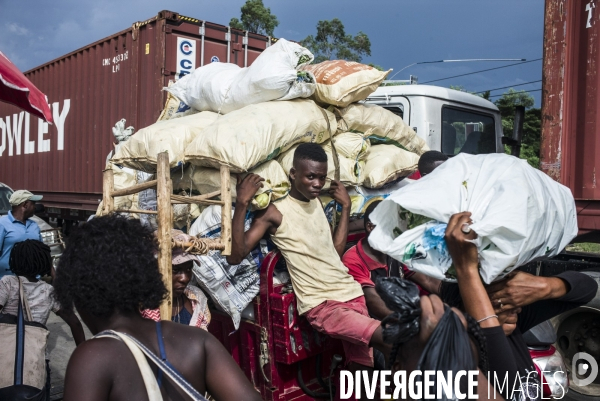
318 107 341 230
96 331 163 401
94 330 208 401
14 277 26 385
18 277 33 322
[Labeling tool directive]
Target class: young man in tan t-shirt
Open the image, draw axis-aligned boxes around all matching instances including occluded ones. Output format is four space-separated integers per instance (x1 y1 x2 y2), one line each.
228 143 391 371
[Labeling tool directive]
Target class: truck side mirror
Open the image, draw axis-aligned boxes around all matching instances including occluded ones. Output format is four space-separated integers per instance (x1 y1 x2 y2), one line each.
503 105 525 157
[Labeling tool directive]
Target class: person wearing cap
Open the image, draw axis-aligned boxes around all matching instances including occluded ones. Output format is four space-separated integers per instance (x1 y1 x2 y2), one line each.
141 230 211 329
0 190 43 278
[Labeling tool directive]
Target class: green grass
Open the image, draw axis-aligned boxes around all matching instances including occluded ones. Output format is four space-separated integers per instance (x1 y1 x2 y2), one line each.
566 243 600 254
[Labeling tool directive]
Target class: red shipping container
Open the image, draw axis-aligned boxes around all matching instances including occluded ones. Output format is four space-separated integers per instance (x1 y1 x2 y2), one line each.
0 10 271 219
542 0 600 234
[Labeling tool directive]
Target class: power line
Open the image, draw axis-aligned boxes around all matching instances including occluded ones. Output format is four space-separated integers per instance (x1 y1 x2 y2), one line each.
474 80 542 94
421 58 542 84
488 89 542 98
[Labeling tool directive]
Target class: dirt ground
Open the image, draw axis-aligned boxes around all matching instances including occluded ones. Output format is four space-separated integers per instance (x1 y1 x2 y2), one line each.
47 312 93 400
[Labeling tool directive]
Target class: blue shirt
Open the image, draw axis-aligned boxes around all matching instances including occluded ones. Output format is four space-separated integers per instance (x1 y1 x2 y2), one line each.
0 211 42 278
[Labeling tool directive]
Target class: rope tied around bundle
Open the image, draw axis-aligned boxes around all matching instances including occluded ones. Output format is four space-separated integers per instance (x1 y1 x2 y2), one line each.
171 236 225 255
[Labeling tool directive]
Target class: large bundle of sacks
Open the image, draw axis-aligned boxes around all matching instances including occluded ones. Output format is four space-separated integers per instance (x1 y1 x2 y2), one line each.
368 153 578 284
107 40 431 324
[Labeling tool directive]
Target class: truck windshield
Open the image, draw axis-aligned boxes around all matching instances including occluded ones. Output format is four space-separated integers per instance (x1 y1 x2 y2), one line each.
442 107 496 156
0 187 12 215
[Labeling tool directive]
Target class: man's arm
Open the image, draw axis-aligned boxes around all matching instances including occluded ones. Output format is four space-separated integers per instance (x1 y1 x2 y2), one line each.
227 174 278 265
409 272 442 295
0 225 5 256
56 308 86 346
363 286 393 320
486 270 597 312
328 180 351 257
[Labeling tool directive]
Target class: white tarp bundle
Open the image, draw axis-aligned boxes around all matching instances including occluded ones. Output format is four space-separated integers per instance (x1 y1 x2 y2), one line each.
368 153 578 283
165 39 315 114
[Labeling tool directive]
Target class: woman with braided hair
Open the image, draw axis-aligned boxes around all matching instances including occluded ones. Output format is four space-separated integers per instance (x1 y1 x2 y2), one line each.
375 277 501 400
0 239 85 398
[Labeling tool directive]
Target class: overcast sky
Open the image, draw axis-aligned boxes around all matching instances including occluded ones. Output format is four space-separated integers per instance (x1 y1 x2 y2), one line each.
0 0 544 106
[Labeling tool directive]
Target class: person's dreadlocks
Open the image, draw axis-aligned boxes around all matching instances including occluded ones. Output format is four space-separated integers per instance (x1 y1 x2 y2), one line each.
465 313 489 373
9 239 52 277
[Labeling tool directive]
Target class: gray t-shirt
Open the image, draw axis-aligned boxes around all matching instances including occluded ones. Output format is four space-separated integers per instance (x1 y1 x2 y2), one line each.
0 275 60 325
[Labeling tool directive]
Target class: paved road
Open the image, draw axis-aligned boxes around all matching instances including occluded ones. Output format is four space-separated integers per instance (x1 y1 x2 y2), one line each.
47 312 93 400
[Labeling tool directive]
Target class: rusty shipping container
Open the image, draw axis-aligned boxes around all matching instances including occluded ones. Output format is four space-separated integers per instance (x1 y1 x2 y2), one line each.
0 10 271 220
542 0 600 234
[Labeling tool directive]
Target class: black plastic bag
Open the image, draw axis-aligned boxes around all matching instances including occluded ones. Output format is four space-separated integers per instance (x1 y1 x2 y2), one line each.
376 277 421 345
416 307 477 400
376 277 477 401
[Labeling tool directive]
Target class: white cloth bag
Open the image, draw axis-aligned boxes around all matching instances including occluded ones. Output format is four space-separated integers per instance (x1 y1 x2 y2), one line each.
165 39 315 114
368 153 578 283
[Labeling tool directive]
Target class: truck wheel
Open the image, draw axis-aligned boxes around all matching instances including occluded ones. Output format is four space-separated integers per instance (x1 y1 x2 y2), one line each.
552 271 600 400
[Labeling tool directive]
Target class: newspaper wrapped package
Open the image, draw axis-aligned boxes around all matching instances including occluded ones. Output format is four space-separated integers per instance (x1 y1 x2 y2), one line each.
189 206 270 329
157 85 198 121
302 60 390 107
320 179 413 223
368 153 578 283
185 99 335 172
165 39 315 114
112 111 219 172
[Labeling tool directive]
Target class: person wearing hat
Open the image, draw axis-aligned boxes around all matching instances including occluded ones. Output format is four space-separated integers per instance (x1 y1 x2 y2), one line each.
0 190 43 278
141 230 211 329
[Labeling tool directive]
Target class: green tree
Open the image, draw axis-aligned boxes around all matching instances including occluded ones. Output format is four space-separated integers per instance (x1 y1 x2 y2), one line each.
495 89 540 168
229 0 279 37
301 18 371 63
449 85 490 100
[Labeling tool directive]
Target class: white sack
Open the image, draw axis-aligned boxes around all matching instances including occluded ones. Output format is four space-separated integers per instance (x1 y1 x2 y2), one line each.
185 99 335 172
336 103 429 155
368 153 578 283
302 60 390 107
362 145 419 188
165 39 315 114
112 111 219 172
173 160 290 210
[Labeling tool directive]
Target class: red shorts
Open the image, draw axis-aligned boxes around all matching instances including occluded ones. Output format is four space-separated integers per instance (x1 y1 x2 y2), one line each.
305 296 380 367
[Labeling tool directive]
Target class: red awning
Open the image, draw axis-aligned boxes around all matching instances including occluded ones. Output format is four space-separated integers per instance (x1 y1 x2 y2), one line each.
0 50 53 123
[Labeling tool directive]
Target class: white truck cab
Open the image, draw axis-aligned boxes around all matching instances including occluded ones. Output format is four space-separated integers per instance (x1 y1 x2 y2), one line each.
365 84 504 156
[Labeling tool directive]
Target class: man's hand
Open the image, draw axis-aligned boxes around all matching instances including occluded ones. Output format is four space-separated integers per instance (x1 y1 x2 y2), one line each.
486 271 568 312
236 174 264 205
328 180 351 208
445 212 479 274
